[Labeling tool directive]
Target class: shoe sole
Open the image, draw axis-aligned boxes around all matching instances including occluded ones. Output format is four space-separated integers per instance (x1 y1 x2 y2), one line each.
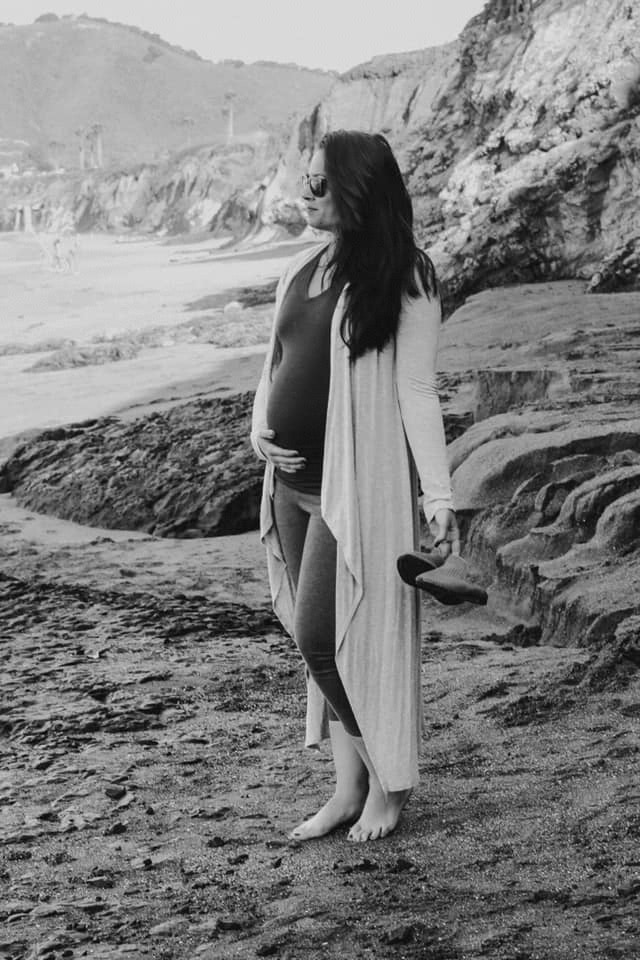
415 574 487 606
397 551 444 587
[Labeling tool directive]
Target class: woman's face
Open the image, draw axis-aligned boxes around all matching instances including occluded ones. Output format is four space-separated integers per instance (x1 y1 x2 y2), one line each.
301 150 340 234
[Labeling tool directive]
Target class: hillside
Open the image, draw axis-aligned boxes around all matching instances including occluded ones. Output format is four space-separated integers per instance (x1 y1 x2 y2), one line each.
0 14 334 170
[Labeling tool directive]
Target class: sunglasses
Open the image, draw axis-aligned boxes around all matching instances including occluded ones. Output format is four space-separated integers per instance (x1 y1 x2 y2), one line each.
301 173 328 199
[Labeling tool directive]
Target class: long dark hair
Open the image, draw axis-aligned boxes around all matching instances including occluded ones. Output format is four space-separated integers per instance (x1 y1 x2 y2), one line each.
319 130 438 361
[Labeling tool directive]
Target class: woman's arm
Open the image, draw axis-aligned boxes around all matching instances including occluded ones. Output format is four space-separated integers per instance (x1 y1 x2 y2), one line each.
395 289 455 524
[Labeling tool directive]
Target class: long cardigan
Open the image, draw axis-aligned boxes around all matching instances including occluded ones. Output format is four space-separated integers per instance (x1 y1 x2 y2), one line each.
251 243 453 792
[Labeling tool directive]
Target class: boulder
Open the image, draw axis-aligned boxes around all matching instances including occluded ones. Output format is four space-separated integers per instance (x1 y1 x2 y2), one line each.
0 393 263 538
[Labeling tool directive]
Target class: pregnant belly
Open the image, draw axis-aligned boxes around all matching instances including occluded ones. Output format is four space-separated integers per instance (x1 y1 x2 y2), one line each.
266 364 328 455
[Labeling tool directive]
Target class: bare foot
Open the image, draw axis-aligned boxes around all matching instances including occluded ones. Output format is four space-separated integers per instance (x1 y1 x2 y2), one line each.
289 791 365 841
347 785 412 842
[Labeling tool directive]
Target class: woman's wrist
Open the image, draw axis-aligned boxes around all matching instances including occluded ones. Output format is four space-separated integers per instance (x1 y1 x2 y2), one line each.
426 502 456 523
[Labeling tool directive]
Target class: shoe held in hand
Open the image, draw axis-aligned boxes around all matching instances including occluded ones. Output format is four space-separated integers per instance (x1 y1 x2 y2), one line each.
397 549 445 587
415 554 488 606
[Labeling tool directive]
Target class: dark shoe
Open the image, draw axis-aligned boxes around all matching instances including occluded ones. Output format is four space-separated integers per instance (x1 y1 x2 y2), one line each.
415 555 488 606
397 549 445 587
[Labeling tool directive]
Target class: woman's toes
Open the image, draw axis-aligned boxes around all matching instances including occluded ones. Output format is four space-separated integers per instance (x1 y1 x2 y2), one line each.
346 787 411 842
288 793 365 841
348 821 375 842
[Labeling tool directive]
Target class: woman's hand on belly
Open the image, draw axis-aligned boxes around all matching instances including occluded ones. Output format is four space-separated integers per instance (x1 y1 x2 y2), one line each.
255 429 307 474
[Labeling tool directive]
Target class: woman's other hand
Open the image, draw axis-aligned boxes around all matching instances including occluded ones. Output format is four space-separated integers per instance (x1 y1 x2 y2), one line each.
256 429 307 474
431 508 460 558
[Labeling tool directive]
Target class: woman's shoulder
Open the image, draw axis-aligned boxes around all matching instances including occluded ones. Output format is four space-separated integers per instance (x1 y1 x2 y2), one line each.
282 242 326 278
274 242 327 304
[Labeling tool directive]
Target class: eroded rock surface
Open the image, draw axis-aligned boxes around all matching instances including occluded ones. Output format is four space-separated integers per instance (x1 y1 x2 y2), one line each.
0 393 262 538
267 0 640 306
440 282 640 657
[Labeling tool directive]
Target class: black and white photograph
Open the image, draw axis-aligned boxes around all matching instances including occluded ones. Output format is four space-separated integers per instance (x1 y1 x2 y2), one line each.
1 1 639 958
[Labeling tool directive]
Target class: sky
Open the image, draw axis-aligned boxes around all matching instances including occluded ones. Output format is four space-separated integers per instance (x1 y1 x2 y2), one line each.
0 0 488 72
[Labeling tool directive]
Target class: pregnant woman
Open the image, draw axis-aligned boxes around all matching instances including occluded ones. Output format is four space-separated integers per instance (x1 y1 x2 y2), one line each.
251 129 458 842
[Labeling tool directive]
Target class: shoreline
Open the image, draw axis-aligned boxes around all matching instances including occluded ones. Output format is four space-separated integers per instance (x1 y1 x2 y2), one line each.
0 232 288 445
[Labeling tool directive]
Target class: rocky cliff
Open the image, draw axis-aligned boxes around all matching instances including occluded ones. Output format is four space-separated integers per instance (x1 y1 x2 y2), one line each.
314 45 459 136
293 0 640 303
138 0 638 300
0 135 304 238
408 0 640 304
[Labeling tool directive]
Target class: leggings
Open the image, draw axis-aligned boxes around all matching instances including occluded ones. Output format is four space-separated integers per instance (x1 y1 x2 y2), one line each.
272 478 360 737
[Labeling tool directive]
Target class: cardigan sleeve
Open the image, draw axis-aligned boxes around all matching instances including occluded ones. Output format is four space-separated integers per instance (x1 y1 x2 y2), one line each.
396 289 454 522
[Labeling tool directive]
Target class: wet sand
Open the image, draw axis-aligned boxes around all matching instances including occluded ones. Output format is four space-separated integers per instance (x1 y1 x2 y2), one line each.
3 494 639 960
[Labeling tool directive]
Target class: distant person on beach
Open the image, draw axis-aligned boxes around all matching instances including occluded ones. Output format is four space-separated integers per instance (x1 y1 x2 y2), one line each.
39 231 78 273
52 235 62 270
251 130 458 842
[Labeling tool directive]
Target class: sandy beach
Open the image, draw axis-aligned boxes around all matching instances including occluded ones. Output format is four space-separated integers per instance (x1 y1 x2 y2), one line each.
2 233 639 960
0 232 302 440
0 232 290 346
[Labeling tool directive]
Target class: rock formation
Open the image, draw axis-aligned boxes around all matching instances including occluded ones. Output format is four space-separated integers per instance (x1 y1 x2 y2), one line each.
438 280 640 662
410 0 640 306
159 0 639 303
288 0 640 306
0 138 303 237
219 0 638 307
313 45 459 136
0 394 264 538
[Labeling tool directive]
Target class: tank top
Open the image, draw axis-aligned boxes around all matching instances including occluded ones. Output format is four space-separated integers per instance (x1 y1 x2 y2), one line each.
266 249 343 494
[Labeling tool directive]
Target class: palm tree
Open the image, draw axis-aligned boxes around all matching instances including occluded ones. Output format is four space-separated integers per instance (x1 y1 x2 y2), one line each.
75 128 86 170
48 139 64 169
222 91 237 144
90 123 104 168
179 115 195 148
